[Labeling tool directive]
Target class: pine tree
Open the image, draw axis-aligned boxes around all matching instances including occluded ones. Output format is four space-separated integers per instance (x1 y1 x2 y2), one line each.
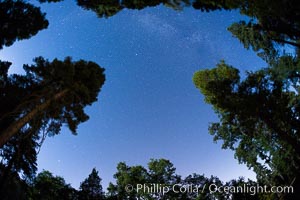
0 0 48 49
79 168 104 200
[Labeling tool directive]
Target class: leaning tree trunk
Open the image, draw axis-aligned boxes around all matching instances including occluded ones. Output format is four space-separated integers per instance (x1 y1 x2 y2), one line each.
0 89 68 148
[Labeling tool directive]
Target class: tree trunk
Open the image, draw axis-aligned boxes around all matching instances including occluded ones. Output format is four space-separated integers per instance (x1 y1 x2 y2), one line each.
0 89 68 148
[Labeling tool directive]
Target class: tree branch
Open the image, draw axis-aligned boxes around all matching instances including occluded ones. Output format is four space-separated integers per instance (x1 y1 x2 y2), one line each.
0 89 68 148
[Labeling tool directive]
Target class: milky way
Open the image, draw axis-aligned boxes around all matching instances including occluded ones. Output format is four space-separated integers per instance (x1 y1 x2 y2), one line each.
0 1 265 189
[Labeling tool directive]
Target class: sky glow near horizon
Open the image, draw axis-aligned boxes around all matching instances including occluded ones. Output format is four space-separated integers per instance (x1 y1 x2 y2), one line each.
0 1 267 189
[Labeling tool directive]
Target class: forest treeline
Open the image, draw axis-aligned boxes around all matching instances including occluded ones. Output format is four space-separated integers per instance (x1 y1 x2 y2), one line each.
1 158 276 200
1 0 300 199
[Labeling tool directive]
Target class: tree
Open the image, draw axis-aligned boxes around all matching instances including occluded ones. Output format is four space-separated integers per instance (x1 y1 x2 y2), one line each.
107 159 183 200
0 0 106 194
224 177 261 200
0 163 29 200
73 0 300 58
227 0 300 49
0 57 105 147
0 128 39 195
0 0 49 49
183 173 225 200
76 0 190 18
108 159 261 200
82 0 300 198
193 59 300 199
30 170 78 200
107 162 149 200
79 168 105 200
2 0 300 199
0 57 105 193
147 158 182 199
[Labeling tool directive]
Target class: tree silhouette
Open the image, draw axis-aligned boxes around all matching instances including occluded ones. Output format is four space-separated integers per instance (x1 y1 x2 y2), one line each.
30 170 77 200
0 57 105 147
107 159 184 200
0 57 105 193
107 162 149 200
79 168 105 200
72 0 300 44
2 1 300 199
183 173 225 200
193 58 300 199
0 0 48 49
83 1 299 198
0 0 106 192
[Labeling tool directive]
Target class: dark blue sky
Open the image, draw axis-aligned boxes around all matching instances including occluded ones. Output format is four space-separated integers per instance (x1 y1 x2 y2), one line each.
0 1 266 189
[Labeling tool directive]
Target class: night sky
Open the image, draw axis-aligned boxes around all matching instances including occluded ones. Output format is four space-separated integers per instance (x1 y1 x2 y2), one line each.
0 1 266 189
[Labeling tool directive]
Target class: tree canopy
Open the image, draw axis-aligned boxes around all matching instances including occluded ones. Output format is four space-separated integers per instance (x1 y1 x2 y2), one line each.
1 0 300 199
79 168 105 200
107 159 182 200
0 57 105 147
0 0 106 194
0 57 105 191
1 159 266 199
30 170 77 200
193 58 300 197
189 1 300 199
107 158 262 200
0 0 49 49
72 0 300 49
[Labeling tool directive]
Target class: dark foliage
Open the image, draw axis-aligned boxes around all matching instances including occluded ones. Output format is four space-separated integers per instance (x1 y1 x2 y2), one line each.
0 0 48 49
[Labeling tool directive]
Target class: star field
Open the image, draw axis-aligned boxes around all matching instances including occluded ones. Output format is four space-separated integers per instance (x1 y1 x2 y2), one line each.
0 1 266 189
